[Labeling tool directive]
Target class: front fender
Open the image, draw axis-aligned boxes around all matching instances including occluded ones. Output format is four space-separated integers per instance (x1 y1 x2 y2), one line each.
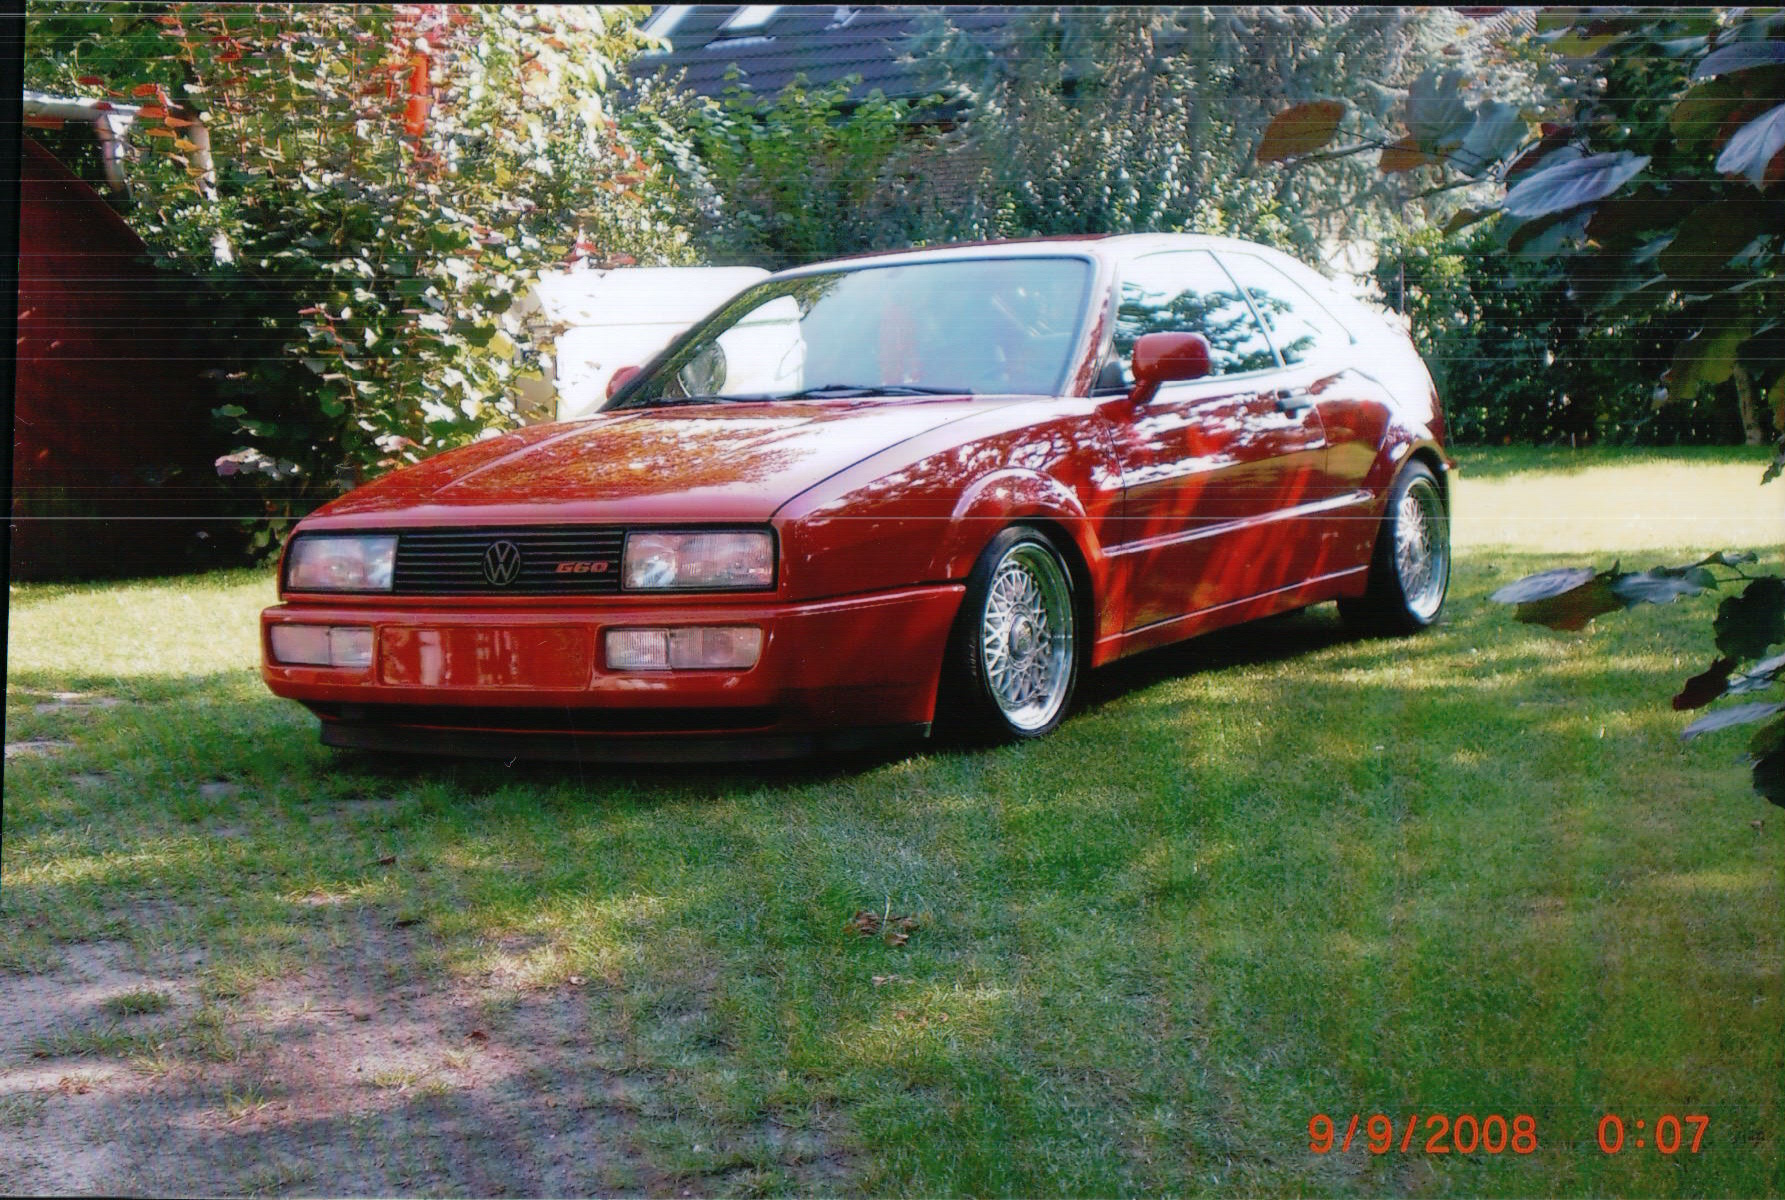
928 468 1099 582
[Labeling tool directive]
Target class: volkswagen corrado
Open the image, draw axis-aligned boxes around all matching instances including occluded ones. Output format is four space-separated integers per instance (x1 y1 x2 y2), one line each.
261 234 1451 760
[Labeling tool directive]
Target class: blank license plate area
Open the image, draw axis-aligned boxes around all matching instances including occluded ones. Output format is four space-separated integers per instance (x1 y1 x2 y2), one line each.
379 626 591 689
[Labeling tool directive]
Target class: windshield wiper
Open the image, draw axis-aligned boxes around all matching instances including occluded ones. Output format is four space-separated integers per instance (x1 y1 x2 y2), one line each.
772 383 973 399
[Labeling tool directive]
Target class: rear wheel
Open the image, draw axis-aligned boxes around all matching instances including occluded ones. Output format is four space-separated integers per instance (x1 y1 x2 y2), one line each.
939 526 1080 742
1339 461 1450 636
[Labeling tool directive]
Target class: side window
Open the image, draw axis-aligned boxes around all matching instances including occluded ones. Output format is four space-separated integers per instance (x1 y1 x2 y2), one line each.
1217 254 1354 366
1105 251 1277 389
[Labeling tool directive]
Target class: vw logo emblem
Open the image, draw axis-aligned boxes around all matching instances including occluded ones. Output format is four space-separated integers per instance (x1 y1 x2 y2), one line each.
482 540 523 587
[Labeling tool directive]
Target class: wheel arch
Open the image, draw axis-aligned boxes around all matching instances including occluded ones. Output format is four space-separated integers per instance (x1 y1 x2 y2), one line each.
1364 436 1451 514
932 469 1104 653
1005 515 1097 675
1407 443 1450 509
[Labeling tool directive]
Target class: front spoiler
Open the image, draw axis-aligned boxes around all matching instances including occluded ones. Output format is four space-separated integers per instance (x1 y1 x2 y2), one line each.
319 718 932 763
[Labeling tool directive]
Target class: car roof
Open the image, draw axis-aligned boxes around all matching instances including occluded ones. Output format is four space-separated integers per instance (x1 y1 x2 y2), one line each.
770 232 1317 279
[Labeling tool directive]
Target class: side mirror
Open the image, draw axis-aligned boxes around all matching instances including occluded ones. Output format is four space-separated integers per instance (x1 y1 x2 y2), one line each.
606 365 641 401
1128 332 1211 404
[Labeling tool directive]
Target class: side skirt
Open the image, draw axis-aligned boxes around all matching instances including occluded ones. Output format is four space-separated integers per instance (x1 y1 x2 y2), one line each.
1109 565 1368 661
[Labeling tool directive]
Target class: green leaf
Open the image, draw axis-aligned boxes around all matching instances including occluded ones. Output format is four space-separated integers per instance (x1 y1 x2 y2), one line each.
1658 200 1775 277
1713 577 1785 661
1553 31 1620 58
1442 207 1493 235
1668 319 1752 401
1501 151 1650 219
1714 103 1785 186
1670 78 1745 148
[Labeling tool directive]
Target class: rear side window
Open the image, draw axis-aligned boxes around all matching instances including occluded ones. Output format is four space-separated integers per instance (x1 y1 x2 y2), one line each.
1106 250 1277 388
1217 254 1354 366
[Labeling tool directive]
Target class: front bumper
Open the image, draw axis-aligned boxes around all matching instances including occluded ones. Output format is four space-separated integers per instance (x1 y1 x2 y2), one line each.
261 584 965 760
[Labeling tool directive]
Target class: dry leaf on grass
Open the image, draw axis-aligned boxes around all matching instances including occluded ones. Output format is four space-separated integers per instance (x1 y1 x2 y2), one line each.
844 908 919 947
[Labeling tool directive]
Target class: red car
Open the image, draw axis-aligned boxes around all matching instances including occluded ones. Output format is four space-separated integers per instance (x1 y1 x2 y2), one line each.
262 235 1450 760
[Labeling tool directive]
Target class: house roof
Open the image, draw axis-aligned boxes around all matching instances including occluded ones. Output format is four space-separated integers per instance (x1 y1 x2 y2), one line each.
627 5 1023 101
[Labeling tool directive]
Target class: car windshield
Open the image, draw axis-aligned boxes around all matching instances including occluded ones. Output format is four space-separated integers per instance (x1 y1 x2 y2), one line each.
608 256 1093 408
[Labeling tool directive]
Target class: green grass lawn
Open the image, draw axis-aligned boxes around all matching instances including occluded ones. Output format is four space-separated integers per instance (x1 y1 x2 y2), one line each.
4 447 1781 1197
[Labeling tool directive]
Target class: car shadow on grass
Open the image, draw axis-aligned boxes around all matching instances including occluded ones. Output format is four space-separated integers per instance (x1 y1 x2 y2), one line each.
1073 602 1357 716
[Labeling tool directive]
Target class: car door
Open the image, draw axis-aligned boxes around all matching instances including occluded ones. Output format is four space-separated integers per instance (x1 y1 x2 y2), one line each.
1216 251 1396 574
1097 250 1327 632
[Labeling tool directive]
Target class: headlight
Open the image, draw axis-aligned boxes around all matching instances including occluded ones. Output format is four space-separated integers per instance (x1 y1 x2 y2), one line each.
622 530 774 591
285 534 397 592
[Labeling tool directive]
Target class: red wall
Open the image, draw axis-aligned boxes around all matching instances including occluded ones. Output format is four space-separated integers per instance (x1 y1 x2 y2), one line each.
11 135 229 578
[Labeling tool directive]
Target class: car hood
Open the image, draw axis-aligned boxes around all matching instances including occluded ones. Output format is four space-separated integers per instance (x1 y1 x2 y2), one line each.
306 397 1010 527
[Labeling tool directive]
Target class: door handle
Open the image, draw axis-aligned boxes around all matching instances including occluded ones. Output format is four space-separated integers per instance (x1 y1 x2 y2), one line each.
1274 389 1314 415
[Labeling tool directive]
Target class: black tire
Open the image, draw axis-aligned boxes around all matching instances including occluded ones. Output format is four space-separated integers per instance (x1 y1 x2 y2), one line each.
937 526 1082 743
1338 461 1450 637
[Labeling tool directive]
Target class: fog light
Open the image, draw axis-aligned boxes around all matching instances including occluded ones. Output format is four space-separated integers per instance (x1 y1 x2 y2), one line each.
270 624 374 668
328 627 374 668
669 626 763 669
605 626 763 671
605 628 669 671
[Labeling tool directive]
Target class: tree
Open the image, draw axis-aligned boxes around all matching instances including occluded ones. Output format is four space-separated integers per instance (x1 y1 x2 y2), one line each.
909 6 1532 259
1258 8 1784 459
1256 7 1783 803
25 2 693 552
624 71 945 269
1371 222 1739 446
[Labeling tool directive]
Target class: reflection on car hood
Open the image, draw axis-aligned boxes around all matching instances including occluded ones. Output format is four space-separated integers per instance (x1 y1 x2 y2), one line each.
307 396 1007 526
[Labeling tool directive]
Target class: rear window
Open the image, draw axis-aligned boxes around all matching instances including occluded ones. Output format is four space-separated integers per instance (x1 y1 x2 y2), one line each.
1216 254 1355 366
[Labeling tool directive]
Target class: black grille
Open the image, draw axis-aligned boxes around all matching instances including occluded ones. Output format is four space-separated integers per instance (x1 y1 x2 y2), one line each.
392 527 625 595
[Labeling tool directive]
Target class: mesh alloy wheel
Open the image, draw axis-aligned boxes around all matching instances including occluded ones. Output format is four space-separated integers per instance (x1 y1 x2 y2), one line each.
942 527 1082 741
1339 461 1451 636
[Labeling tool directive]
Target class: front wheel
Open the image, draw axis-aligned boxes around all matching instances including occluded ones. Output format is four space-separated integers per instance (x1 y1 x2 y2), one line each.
1339 461 1450 636
939 526 1080 742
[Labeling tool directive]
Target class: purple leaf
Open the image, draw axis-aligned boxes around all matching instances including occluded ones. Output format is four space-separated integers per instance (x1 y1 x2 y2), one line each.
1674 657 1738 710
1488 566 1597 605
1729 651 1785 695
1692 40 1785 81
1681 701 1785 740
1715 103 1785 187
1501 151 1650 219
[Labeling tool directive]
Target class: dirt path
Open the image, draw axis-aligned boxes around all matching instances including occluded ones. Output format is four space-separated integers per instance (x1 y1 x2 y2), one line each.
0 925 683 1197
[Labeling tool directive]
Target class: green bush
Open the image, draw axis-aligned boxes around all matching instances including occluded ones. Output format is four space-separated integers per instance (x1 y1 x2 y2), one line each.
1374 222 1746 446
27 3 693 554
626 71 954 270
